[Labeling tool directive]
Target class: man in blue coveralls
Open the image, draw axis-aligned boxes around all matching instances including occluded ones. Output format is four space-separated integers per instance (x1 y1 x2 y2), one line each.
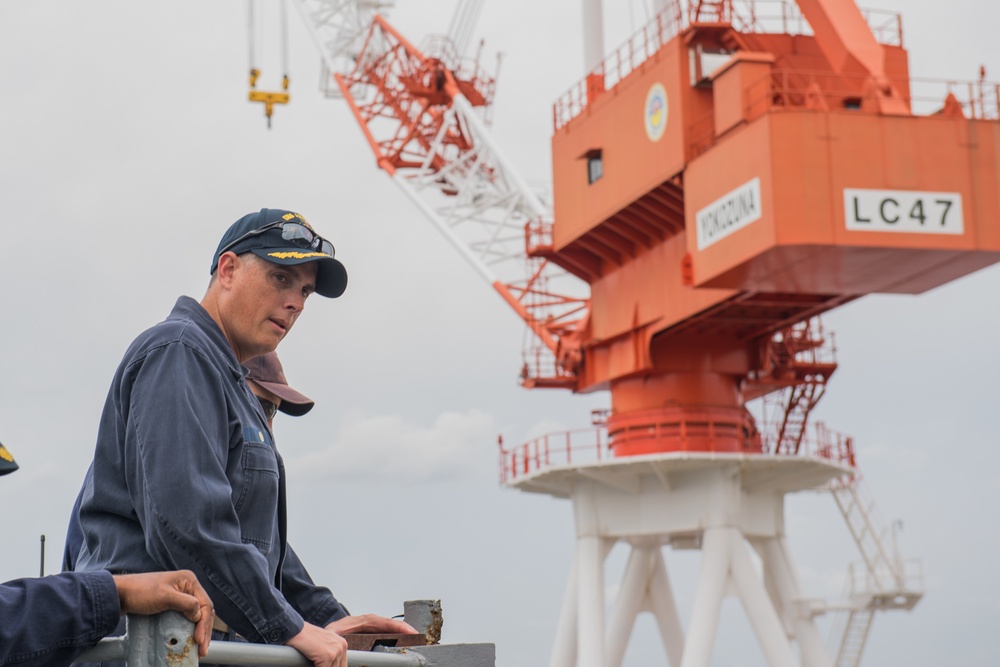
73 209 413 667
0 568 214 666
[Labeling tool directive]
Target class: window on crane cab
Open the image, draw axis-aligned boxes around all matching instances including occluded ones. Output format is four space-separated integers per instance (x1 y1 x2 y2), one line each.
585 149 603 184
689 43 733 87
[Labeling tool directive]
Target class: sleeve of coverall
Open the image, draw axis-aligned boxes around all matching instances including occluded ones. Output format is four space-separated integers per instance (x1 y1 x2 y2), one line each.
125 343 304 645
0 570 120 667
280 544 349 627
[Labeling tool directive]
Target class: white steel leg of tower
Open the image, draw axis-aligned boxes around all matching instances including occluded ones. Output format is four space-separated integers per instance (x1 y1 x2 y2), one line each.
755 537 832 667
729 530 800 667
537 460 848 667
680 526 731 667
550 550 580 667
605 544 685 667
572 482 610 667
575 534 608 667
647 546 686 667
605 545 654 666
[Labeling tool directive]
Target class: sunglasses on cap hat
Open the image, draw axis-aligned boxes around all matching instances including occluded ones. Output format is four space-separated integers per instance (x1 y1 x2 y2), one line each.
258 398 279 422
220 220 335 258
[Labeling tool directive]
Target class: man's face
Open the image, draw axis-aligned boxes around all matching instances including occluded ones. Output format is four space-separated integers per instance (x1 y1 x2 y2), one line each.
221 254 318 361
247 380 281 427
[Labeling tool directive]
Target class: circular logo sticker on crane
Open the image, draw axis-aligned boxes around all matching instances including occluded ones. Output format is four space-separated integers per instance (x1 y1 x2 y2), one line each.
644 83 668 142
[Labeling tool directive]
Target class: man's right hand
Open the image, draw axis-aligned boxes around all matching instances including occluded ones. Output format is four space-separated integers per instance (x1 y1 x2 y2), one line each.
112 570 214 657
287 622 349 667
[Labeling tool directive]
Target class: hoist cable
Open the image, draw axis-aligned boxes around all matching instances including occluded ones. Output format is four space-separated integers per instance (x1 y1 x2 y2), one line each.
247 0 257 72
281 0 290 78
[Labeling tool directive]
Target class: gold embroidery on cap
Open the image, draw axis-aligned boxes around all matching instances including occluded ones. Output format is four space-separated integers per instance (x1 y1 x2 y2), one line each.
267 251 329 259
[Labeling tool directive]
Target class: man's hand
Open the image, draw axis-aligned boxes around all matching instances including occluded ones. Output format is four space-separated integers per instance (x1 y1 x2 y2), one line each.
326 614 418 635
287 622 349 667
112 570 215 657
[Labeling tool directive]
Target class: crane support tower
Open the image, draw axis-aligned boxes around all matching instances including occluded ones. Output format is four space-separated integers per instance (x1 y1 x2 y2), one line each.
266 0 1000 666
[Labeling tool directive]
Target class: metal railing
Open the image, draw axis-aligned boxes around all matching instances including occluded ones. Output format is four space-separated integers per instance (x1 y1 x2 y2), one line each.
748 69 1000 120
78 616 424 666
498 427 605 484
76 614 421 667
553 3 684 130
552 0 904 130
686 68 1000 156
809 423 855 469
692 1 902 46
76 603 493 667
498 416 855 484
844 558 924 607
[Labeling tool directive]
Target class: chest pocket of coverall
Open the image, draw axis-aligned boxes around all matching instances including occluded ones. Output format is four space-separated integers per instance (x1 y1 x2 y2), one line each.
234 440 280 554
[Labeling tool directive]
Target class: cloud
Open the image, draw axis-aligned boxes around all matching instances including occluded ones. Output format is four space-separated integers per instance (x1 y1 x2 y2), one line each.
285 408 497 483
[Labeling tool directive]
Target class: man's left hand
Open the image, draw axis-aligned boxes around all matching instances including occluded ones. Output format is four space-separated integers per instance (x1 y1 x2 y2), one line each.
326 614 418 635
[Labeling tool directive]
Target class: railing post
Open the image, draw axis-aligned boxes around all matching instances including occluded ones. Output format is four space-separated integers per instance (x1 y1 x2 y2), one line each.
128 612 199 667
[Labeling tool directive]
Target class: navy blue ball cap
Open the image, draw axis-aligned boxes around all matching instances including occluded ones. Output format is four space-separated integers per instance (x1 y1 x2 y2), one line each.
211 208 348 298
0 441 18 477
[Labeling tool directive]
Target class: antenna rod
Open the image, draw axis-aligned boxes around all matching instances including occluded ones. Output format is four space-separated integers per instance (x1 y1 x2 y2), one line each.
39 534 46 577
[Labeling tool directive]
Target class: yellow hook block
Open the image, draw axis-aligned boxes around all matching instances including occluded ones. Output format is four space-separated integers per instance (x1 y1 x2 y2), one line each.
248 70 290 128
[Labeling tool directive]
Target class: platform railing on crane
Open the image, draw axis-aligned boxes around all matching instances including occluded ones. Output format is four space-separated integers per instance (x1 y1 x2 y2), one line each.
553 3 684 130
497 414 855 484
553 0 904 131
688 0 902 43
684 67 1000 153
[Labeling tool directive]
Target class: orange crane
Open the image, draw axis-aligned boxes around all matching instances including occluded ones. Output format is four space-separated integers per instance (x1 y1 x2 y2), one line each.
254 1 999 665
324 0 999 459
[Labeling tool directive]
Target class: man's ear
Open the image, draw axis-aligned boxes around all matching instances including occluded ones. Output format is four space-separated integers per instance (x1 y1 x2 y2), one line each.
216 252 239 288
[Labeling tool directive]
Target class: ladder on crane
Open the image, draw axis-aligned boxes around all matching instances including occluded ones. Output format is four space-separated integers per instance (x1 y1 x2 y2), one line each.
775 382 823 455
746 318 838 455
827 476 923 667
743 318 921 667
833 606 875 667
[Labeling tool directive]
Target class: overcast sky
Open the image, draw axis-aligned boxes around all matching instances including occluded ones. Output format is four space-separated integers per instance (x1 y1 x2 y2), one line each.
1 1 998 666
